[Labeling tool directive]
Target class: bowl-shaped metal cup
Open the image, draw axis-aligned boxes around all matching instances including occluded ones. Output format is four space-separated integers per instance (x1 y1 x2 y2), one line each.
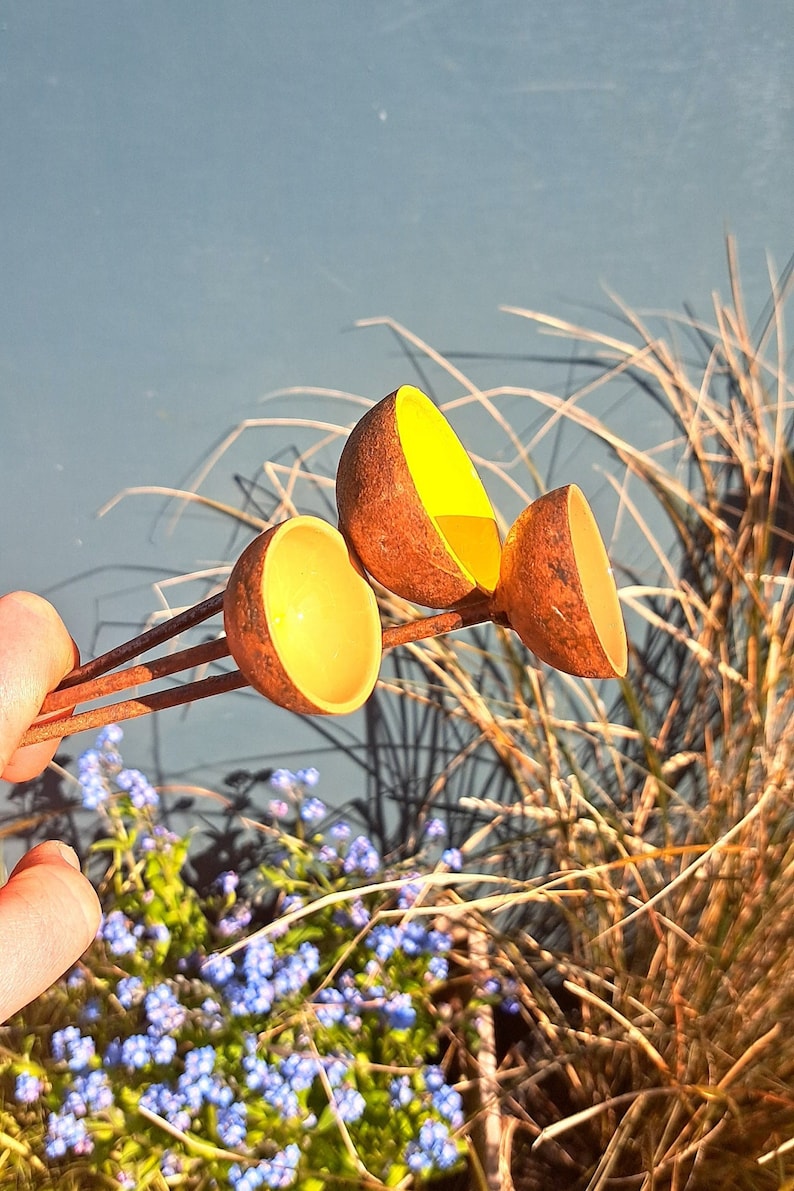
493 485 627 678
336 385 502 608
223 516 382 715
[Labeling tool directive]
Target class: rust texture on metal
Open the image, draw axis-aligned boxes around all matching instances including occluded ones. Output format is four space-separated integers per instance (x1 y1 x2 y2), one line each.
222 527 325 716
336 392 478 608
39 637 231 715
21 670 249 749
381 599 491 650
21 598 496 748
493 485 626 679
57 591 225 689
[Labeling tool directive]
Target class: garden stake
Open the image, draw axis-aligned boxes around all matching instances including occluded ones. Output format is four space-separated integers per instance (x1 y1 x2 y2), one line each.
20 598 496 749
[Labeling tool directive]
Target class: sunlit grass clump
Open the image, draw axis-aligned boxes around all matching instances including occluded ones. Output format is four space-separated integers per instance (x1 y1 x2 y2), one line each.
6 240 794 1188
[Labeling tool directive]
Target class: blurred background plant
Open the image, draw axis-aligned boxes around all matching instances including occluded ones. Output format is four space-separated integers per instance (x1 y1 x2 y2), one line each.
2 241 793 1188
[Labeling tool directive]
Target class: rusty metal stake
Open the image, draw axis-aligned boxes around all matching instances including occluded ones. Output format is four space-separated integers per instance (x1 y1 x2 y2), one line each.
20 597 495 749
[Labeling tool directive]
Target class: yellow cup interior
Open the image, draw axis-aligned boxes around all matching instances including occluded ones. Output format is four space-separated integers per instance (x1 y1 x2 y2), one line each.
568 487 628 677
395 386 501 593
264 518 381 713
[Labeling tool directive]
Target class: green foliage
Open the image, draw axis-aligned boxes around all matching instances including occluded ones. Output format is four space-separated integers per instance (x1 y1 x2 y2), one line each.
0 746 470 1189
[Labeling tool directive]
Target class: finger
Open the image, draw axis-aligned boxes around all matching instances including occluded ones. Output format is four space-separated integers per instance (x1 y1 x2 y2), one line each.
0 841 101 1021
0 592 79 783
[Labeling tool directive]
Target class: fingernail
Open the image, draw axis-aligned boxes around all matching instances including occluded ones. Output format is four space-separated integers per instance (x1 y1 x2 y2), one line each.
52 841 80 869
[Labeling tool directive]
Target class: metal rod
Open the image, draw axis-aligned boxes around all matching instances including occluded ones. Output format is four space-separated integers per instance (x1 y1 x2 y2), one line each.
58 591 225 688
21 671 249 749
381 599 492 649
38 637 232 715
19 597 496 749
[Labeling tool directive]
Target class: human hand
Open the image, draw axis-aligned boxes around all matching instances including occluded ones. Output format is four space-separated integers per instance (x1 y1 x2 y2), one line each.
0 592 102 1020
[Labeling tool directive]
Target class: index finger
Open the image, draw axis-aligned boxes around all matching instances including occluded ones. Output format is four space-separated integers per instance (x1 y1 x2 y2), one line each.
0 840 101 1020
0 592 79 783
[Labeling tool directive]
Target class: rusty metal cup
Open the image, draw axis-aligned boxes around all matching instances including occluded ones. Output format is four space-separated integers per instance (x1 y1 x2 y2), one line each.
492 485 627 679
336 385 502 608
223 515 383 715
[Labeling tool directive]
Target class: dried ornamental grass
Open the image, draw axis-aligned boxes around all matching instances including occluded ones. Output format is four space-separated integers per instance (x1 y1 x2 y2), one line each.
69 239 794 1187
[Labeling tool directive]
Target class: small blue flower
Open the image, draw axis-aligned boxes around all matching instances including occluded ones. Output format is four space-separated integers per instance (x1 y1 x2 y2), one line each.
389 1075 414 1109
217 904 253 937
419 1118 460 1169
333 1084 366 1122
323 1056 350 1088
45 1109 94 1158
139 824 179 852
269 769 296 792
217 1100 247 1148
405 1117 460 1173
51 1026 95 1072
398 879 421 908
139 1083 191 1132
116 767 159 809
441 847 463 871
314 987 345 1027
296 766 320 787
149 1035 177 1065
202 953 236 986
79 997 102 1024
343 834 381 877
100 909 138 956
405 1145 432 1175
95 724 123 747
427 955 449 981
280 1053 318 1092
423 1066 446 1092
367 924 401 961
215 870 239 895
271 942 319 1000
348 898 370 928
427 928 452 954
14 1072 43 1104
432 1083 464 1127
183 1046 217 1080
425 817 446 840
401 920 430 957
382 992 416 1030
299 796 326 823
103 1039 123 1066
280 893 303 916
264 1145 301 1187
242 936 275 982
161 1151 183 1178
78 748 111 808
230 1143 300 1189
229 1165 265 1191
121 1034 152 1070
64 1070 114 1117
144 983 186 1035
243 1056 300 1120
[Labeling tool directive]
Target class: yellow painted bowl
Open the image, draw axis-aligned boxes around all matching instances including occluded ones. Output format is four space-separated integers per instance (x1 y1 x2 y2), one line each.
223 516 382 715
493 485 627 679
336 385 502 608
